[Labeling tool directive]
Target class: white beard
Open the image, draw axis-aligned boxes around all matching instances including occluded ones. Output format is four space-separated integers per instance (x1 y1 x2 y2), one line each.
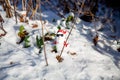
56 36 65 53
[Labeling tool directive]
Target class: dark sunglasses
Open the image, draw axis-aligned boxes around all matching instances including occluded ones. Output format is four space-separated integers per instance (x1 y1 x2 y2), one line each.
56 34 63 37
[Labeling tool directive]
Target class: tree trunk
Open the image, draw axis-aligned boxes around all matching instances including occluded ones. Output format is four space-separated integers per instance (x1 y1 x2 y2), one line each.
26 0 32 16
0 1 6 11
5 0 13 18
30 4 39 19
13 0 18 24
30 0 39 19
22 0 26 11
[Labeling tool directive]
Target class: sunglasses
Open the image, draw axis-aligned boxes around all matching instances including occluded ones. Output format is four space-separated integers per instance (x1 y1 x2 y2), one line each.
56 34 63 37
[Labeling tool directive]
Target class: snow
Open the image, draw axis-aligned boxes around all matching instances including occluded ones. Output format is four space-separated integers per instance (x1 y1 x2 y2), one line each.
0 6 120 80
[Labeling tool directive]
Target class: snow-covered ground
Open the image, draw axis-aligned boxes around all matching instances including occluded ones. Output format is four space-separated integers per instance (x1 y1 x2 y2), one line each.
0 6 120 80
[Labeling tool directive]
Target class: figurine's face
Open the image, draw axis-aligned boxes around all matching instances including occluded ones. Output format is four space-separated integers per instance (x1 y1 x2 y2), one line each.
56 32 65 43
56 34 63 37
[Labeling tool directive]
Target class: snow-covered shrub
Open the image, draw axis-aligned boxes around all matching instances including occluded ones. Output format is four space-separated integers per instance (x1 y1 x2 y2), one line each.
58 12 81 29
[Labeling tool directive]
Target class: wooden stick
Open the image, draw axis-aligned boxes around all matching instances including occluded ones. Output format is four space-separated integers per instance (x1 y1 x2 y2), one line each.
59 23 74 57
39 0 48 66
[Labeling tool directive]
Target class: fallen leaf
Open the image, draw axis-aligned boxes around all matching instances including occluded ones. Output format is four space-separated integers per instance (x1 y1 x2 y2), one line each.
56 55 64 62
10 61 13 65
67 51 76 55
19 16 24 22
32 24 38 28
70 52 76 55
117 48 120 52
93 35 99 46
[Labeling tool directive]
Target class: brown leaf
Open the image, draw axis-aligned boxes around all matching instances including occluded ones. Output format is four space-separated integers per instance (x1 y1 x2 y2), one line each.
32 24 38 28
17 31 29 44
67 51 76 55
117 48 120 52
70 52 76 55
0 33 6 37
93 35 99 46
19 16 24 22
56 55 64 62
45 36 53 41
10 61 13 65
19 14 28 23
18 31 28 38
51 49 57 53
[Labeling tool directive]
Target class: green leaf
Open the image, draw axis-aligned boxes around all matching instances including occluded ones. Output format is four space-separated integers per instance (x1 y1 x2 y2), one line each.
24 44 30 48
36 35 43 48
39 48 43 53
65 15 74 29
53 46 57 51
45 32 49 36
24 36 30 48
57 25 61 30
65 22 70 29
50 33 56 36
66 15 74 23
24 36 30 42
19 25 25 33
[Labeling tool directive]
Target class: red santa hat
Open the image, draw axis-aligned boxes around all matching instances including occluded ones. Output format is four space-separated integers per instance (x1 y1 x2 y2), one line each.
57 29 67 34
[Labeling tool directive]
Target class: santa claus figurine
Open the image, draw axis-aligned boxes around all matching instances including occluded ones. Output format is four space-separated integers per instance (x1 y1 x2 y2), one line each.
52 29 68 53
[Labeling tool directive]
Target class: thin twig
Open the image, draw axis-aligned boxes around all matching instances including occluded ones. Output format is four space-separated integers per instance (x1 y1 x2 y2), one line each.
0 14 7 37
45 0 65 18
78 0 86 15
26 2 49 33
